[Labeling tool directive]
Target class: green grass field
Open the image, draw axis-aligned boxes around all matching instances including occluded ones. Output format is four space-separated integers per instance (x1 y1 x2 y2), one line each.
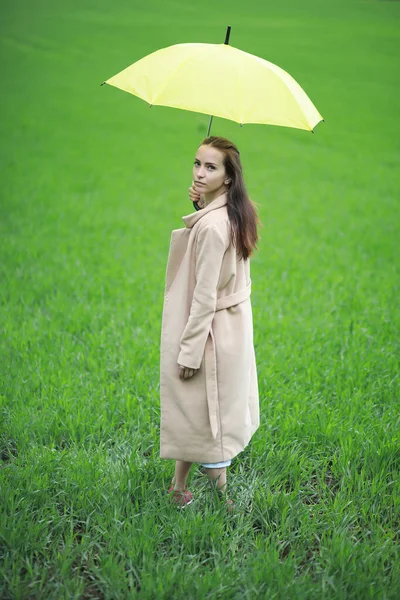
1 0 399 597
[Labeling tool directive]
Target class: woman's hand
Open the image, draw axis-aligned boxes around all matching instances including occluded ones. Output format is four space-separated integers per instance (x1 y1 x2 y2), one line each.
189 181 205 208
178 364 199 380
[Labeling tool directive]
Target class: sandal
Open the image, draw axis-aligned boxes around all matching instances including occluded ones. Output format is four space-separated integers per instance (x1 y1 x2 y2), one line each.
168 481 193 508
216 489 235 512
225 498 235 512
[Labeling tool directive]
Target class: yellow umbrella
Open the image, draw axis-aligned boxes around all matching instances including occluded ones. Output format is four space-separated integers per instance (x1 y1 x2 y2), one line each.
102 29 323 134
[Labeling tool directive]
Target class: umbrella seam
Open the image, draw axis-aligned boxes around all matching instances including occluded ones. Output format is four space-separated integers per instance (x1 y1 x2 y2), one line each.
236 51 242 124
152 55 196 105
244 51 320 129
269 66 315 130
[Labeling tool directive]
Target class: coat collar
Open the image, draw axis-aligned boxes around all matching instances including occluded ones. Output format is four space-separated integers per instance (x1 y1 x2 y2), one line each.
181 192 228 229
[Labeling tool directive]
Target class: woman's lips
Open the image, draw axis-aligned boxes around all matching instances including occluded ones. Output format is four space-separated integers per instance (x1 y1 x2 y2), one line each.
195 182 206 186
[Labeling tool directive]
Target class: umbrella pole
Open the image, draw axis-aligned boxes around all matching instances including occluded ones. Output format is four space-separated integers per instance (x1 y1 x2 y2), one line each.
194 25 232 211
206 116 213 137
205 26 231 138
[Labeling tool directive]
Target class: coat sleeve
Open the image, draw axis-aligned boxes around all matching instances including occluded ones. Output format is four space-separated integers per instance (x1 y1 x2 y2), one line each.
177 224 227 369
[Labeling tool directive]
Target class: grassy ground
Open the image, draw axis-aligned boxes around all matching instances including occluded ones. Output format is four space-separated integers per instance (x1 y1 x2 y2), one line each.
1 0 399 598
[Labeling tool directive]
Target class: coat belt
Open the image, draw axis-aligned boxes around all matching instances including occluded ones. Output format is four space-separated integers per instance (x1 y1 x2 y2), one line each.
204 280 252 439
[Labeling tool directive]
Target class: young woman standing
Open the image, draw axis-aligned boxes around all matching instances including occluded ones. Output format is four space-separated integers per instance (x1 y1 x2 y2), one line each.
160 136 261 508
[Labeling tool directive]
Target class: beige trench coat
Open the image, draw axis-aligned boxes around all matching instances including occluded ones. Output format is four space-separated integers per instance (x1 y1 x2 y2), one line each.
159 192 259 463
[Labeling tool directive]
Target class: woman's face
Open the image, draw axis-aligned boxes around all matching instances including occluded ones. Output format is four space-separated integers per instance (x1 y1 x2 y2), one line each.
193 145 228 196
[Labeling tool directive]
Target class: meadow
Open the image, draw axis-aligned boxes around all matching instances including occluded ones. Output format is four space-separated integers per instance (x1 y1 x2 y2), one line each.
1 0 399 598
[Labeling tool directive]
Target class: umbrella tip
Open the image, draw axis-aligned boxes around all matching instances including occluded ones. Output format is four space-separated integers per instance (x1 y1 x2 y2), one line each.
100 82 106 86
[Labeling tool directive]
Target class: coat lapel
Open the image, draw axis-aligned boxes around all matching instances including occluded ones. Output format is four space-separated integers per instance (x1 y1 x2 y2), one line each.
181 192 228 229
165 228 191 291
165 192 228 291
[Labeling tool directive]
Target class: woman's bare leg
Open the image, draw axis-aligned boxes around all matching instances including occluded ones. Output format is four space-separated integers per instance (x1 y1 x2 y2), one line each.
203 467 227 495
173 460 193 490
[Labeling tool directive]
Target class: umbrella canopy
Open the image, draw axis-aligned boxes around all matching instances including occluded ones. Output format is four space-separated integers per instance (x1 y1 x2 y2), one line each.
103 42 323 132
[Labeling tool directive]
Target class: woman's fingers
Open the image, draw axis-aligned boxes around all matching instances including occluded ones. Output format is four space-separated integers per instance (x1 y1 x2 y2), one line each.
189 190 200 202
184 368 194 380
189 182 200 202
178 365 198 380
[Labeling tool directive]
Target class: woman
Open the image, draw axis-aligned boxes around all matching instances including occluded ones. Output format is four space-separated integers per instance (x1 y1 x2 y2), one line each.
160 135 261 508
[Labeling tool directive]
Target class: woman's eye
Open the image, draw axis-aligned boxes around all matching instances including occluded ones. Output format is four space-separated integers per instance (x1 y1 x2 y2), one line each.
193 161 214 169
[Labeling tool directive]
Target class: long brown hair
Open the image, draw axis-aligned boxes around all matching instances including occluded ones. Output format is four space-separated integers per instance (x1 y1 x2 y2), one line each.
199 136 261 260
